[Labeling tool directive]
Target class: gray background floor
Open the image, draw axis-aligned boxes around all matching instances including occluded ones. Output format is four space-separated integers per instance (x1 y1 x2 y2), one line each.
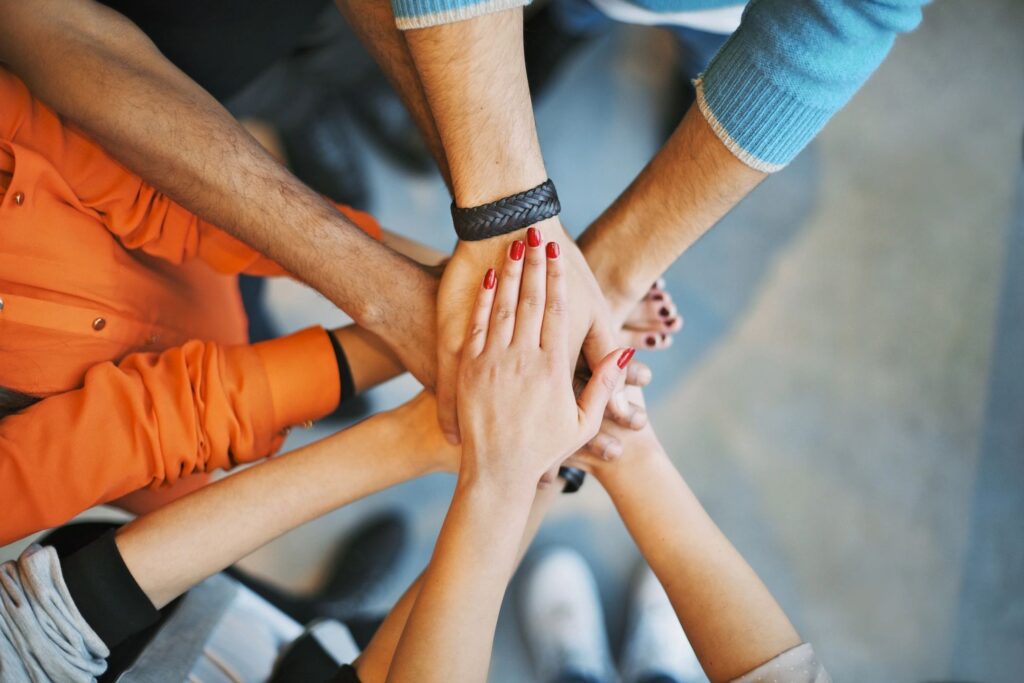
4 1 1022 681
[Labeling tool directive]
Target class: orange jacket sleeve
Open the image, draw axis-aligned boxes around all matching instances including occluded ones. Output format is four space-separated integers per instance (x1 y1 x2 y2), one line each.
0 69 382 277
0 327 339 545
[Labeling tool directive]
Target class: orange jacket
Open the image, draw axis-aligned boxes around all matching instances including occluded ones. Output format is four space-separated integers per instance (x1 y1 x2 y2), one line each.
0 69 382 543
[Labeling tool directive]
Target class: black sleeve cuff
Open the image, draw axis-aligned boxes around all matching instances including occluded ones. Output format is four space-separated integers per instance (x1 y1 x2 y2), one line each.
327 330 357 405
59 529 160 649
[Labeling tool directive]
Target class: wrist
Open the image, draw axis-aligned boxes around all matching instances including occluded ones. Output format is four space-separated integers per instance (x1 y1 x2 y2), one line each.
455 459 538 506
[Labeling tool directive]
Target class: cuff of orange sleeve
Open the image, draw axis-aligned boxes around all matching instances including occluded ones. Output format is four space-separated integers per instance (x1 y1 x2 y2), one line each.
252 326 340 433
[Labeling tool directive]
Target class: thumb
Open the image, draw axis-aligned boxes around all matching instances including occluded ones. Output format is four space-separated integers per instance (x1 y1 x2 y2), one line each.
578 347 635 432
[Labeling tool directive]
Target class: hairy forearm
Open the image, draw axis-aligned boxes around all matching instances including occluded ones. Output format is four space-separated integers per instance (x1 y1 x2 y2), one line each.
386 477 535 682
405 9 545 207
578 106 766 321
595 450 799 682
0 0 437 362
355 482 558 682
115 411 427 609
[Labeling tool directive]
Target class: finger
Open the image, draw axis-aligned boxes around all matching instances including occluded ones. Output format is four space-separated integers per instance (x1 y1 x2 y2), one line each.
540 239 569 355
606 390 648 431
512 228 548 347
625 360 652 387
488 239 526 349
436 345 461 445
578 347 634 433
584 431 623 462
465 267 497 357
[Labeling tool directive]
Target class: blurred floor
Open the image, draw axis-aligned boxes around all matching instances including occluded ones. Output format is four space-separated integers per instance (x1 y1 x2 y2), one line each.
2 1 1021 681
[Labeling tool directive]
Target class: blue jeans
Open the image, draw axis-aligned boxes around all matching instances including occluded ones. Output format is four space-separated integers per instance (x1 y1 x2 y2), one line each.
550 0 728 79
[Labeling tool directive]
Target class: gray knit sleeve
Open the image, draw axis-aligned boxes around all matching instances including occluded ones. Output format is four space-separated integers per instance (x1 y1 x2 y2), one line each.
0 544 108 683
731 643 831 683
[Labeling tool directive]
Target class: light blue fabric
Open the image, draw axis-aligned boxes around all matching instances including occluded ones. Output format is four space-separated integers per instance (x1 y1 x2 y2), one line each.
391 0 930 171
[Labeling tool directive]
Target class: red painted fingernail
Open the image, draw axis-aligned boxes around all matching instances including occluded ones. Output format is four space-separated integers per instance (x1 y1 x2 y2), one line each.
645 335 656 347
546 242 560 259
483 268 496 289
527 227 542 247
659 306 670 317
510 240 525 261
651 293 664 301
665 317 677 326
660 333 668 340
617 347 636 369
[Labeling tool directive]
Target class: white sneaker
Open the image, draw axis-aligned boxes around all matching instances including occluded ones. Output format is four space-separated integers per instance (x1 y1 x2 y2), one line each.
519 547 617 683
620 564 706 683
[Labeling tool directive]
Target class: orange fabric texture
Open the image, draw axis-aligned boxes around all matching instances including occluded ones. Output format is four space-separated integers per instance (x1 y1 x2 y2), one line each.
0 69 377 543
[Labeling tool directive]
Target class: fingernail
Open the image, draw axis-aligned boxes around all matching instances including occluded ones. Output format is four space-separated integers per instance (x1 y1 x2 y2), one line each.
645 335 657 347
665 317 677 326
660 333 668 340
527 226 542 248
651 293 664 301
510 240 525 261
617 347 636 368
659 306 670 317
546 242 560 259
483 268 496 289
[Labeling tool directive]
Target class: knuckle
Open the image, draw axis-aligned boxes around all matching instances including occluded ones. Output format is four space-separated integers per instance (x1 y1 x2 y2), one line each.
495 306 515 321
521 294 544 309
546 296 567 315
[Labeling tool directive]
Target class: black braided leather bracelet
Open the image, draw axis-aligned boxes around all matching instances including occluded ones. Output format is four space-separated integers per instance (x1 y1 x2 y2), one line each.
451 179 561 241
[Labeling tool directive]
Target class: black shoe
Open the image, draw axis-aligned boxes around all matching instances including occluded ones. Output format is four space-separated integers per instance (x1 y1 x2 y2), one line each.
280 99 370 209
346 69 435 175
311 510 409 621
524 2 596 101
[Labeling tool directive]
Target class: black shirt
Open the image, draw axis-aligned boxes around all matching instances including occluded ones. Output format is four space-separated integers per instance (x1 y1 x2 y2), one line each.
98 0 330 100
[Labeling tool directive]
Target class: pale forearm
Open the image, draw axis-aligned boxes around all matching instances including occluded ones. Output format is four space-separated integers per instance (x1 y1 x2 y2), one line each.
579 106 766 322
116 412 428 609
387 478 534 682
356 482 558 682
596 450 800 682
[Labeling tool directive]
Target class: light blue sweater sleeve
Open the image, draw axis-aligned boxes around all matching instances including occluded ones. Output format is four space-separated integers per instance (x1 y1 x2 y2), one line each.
696 0 929 171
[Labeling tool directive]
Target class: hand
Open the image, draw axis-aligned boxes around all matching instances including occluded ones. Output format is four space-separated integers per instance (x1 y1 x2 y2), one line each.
567 384 666 477
387 390 462 474
455 232 634 488
436 220 621 445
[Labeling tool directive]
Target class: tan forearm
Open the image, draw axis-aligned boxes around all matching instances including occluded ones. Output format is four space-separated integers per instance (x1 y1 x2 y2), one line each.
355 481 560 682
115 411 427 609
0 0 438 365
595 451 800 682
579 105 766 322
